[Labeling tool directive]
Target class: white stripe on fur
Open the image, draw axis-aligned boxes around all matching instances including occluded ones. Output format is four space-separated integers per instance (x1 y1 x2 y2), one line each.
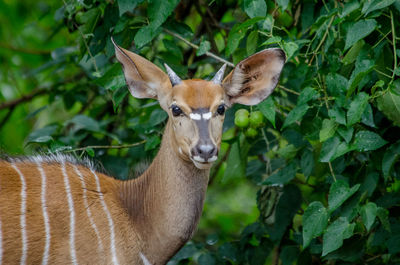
10 163 28 265
91 169 120 265
73 165 104 253
140 252 152 265
61 162 78 265
36 162 51 265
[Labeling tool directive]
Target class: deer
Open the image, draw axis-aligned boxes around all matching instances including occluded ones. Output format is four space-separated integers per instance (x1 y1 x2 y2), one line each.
0 39 285 265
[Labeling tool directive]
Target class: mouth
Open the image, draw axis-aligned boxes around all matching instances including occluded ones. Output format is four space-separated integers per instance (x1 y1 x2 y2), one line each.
191 155 218 169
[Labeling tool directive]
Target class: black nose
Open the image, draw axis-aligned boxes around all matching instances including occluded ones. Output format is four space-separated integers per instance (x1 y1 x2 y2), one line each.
192 144 218 162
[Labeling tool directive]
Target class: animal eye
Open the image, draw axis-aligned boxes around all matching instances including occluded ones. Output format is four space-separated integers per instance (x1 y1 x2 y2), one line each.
171 105 183 117
217 104 225 115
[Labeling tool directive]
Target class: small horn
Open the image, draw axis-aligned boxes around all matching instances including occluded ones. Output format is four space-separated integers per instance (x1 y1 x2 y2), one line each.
211 64 227 84
164 64 182 86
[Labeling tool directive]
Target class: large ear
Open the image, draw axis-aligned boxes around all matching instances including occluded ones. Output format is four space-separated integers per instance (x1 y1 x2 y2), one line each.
222 48 286 106
111 38 171 99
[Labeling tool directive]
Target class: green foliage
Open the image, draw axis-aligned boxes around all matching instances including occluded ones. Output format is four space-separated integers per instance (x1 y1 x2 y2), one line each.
1 0 400 264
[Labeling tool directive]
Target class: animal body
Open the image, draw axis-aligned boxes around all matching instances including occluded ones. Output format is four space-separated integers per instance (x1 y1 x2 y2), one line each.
0 39 285 265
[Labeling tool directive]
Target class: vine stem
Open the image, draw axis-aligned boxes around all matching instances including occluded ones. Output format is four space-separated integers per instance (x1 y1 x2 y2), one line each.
163 28 234 67
62 140 146 153
308 15 335 66
390 10 398 82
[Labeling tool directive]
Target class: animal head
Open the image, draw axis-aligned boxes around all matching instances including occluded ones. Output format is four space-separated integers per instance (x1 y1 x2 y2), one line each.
112 39 285 169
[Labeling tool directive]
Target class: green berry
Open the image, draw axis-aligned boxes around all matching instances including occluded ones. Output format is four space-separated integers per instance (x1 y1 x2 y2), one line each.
235 115 249 128
245 127 258 138
235 109 249 118
249 111 264 128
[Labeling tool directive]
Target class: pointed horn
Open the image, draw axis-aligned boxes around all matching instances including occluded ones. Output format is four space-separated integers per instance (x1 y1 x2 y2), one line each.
164 64 182 86
211 64 227 84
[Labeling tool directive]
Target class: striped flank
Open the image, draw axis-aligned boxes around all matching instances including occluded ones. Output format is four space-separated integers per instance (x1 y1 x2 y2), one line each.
91 169 119 265
36 162 51 265
73 165 104 252
10 163 28 265
61 162 78 265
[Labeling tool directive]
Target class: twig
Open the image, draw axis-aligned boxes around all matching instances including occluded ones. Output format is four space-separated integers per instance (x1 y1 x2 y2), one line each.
0 88 48 110
163 28 234 67
278 85 300 95
390 11 398 82
308 15 335 66
63 140 147 153
0 107 15 129
0 43 51 55
328 161 336 182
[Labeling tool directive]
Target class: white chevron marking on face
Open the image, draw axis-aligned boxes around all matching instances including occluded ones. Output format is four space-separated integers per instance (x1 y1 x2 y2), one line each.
189 113 201 120
202 112 212 120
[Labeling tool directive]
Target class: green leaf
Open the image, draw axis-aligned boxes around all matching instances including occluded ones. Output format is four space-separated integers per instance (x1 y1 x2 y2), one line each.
282 104 309 129
145 135 161 151
198 253 216 265
26 125 58 144
95 64 125 91
326 73 348 96
196 40 211 56
360 202 377 232
243 0 267 18
276 0 290 11
342 40 365 65
300 149 314 177
246 30 258 56
382 141 400 179
376 207 391 231
362 0 396 15
298 87 318 105
261 36 282 46
282 41 298 59
134 0 180 47
354 130 387 151
322 217 355 256
328 106 346 125
112 86 129 112
85 147 95 157
226 17 264 56
328 180 360 213
258 97 275 128
319 136 341 162
68 115 101 133
347 92 369 126
344 19 377 51
377 82 400 127
347 60 375 96
303 201 329 248
223 141 246 183
262 161 297 185
320 119 337 142
360 103 375 128
337 126 354 143
117 0 143 15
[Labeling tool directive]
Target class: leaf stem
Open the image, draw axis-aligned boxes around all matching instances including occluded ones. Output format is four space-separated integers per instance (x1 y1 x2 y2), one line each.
390 10 397 82
163 28 234 67
62 140 147 153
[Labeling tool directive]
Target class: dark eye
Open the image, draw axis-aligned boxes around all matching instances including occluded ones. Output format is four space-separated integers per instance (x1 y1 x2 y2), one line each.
217 104 225 115
171 105 183 116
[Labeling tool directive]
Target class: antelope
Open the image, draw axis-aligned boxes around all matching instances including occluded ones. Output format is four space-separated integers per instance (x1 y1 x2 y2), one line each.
0 39 285 265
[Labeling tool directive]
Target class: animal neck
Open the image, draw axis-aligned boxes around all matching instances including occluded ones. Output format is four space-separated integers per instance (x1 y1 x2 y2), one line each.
119 120 210 264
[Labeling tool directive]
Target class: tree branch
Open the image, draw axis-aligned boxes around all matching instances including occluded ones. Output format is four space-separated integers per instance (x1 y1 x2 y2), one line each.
0 88 48 111
163 28 234 67
63 140 147 153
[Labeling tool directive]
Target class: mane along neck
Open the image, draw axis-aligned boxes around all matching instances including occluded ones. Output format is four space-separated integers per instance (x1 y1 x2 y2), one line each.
119 120 210 264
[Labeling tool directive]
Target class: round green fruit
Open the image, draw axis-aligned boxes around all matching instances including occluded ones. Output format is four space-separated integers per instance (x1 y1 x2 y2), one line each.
235 109 249 118
235 115 249 128
249 111 264 128
245 127 258 138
